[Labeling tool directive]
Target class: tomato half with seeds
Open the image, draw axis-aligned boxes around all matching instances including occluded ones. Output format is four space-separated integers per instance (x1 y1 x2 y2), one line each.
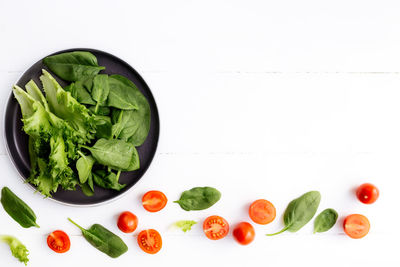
203 215 229 240
47 230 71 253
249 199 276 225
343 214 370 239
356 183 379 204
137 229 162 254
117 211 138 233
233 222 255 245
142 191 168 212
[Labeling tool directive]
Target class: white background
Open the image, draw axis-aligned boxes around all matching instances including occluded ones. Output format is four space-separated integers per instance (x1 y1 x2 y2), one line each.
0 0 399 266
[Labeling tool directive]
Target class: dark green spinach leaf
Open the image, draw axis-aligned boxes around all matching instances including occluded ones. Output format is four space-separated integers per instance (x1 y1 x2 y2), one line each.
93 171 126 191
81 182 94 197
93 115 112 139
267 191 321 236
76 151 95 184
107 75 138 110
1 187 40 228
68 218 128 258
110 75 151 146
92 74 110 113
89 106 110 116
314 208 338 233
64 81 95 105
43 51 105 81
82 138 135 170
174 187 221 211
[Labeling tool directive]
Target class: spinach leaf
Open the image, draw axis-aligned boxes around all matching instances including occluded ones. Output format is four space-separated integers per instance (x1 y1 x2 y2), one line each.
64 80 95 105
89 106 110 116
93 171 126 191
43 51 105 81
267 191 321 236
111 103 150 146
92 74 110 113
314 208 338 234
0 235 29 265
88 173 94 191
82 75 94 92
68 218 128 258
81 182 94 197
94 115 112 139
1 187 40 228
109 75 151 146
76 151 95 184
82 138 134 170
174 187 221 211
107 75 139 110
174 220 197 232
121 146 140 171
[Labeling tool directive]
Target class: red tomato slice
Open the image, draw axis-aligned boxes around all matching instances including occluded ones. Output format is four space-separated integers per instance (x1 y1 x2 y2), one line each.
356 183 379 204
117 211 138 233
203 215 229 240
233 222 255 245
137 229 162 254
142 191 168 212
47 230 71 253
249 199 276 225
343 214 370 239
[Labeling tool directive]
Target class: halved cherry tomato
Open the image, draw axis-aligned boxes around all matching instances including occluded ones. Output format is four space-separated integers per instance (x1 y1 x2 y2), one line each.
343 214 370 239
249 199 276 225
356 183 379 204
203 215 229 240
47 230 71 253
233 222 255 245
142 191 168 212
137 229 162 254
117 211 138 233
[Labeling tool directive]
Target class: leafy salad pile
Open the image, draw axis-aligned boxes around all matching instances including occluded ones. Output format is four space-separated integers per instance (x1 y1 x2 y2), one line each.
13 51 151 197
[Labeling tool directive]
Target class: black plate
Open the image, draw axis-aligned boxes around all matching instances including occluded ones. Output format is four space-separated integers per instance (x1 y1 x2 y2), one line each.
4 48 160 206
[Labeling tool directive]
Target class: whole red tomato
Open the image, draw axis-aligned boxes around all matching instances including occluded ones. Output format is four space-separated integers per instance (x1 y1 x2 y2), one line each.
233 222 255 245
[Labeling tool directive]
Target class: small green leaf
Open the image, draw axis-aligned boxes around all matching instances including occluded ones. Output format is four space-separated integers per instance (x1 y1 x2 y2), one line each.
0 235 29 265
68 218 128 258
174 187 221 211
314 208 338 234
267 191 321 236
174 220 197 232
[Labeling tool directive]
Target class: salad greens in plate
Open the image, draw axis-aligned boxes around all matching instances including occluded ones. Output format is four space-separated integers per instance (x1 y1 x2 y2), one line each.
12 51 151 198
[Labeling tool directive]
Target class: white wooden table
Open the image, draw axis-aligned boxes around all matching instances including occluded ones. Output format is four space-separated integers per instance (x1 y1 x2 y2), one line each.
1 0 399 266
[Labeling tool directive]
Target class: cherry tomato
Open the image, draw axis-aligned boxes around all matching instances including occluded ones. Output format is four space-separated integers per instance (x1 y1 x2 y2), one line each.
356 183 379 204
137 229 162 254
233 222 255 245
249 199 276 225
343 214 370 239
47 230 71 253
117 211 138 233
142 191 168 212
203 215 229 240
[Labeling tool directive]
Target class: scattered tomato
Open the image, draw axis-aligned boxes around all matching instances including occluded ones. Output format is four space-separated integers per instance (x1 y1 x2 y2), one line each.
137 229 162 254
249 199 276 225
142 191 168 212
47 230 71 253
343 214 370 239
203 215 229 240
117 211 138 233
233 222 255 245
356 183 379 204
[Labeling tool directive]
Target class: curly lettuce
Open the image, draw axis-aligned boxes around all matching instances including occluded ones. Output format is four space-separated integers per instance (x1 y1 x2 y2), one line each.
0 235 29 265
12 72 95 197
